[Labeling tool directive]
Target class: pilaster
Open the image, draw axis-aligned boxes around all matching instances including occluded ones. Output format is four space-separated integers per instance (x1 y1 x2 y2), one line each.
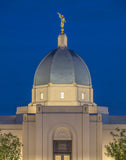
36 105 43 160
82 105 89 160
23 114 36 160
96 114 102 160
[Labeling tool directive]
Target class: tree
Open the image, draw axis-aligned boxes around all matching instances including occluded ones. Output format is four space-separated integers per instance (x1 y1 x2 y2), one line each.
105 127 126 160
0 131 23 160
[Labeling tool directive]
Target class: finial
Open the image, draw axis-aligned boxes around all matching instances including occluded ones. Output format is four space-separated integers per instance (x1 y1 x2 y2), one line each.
58 33 67 47
57 12 66 34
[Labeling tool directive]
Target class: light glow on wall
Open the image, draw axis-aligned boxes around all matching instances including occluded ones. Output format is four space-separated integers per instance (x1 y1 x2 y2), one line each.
82 93 85 100
41 93 44 99
61 92 64 99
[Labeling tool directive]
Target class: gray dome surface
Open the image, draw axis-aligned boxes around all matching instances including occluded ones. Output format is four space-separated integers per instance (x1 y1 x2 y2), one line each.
33 47 91 86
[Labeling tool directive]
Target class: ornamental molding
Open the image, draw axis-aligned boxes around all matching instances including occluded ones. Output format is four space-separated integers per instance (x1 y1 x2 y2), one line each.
54 127 72 140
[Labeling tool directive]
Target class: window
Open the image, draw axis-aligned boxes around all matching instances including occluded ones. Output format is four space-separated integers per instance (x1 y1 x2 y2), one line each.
41 93 44 100
82 93 85 100
61 92 64 99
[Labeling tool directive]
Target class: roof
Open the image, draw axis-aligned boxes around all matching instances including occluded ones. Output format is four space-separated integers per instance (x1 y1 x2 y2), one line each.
33 47 91 86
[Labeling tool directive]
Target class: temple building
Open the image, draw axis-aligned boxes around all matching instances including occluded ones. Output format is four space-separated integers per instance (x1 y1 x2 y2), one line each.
0 27 126 160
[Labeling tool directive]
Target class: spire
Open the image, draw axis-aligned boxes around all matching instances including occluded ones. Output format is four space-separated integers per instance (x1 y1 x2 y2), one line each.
58 33 67 47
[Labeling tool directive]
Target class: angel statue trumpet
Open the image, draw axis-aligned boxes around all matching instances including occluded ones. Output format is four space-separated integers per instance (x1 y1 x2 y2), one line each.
57 12 66 34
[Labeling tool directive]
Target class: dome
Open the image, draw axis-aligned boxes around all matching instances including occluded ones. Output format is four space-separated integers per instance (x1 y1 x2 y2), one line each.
33 34 91 86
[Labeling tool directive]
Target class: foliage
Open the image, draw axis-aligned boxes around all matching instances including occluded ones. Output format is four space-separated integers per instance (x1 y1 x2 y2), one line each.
105 127 126 160
0 131 23 160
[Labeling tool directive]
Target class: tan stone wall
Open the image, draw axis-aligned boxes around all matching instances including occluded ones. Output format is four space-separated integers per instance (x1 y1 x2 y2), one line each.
90 121 97 160
32 84 93 106
77 85 93 103
23 114 36 160
34 106 103 160
32 84 48 103
89 115 102 160
35 105 90 160
41 113 82 160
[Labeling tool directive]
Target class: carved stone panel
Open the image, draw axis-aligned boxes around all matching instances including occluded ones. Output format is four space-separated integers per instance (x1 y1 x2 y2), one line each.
54 127 72 140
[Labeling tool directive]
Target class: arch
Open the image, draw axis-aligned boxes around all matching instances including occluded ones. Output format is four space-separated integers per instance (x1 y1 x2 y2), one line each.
47 123 77 160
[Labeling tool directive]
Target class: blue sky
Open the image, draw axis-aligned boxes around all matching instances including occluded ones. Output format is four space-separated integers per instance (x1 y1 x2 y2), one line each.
0 0 126 115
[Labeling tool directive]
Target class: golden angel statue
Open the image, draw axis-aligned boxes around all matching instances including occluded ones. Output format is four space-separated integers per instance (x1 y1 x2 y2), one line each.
57 12 66 34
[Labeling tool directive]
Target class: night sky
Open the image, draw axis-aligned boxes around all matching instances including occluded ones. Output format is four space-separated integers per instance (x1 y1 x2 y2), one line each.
0 0 126 115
